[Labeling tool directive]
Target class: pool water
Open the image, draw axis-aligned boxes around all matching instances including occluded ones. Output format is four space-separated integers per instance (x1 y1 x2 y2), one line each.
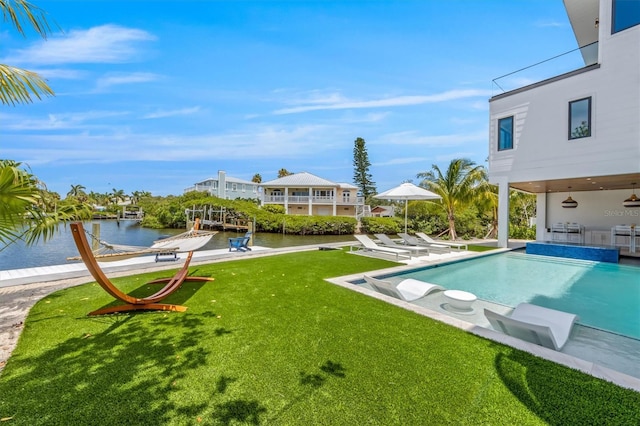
391 252 640 340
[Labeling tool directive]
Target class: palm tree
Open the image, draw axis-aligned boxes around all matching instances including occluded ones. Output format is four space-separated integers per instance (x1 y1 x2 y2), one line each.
111 188 126 205
417 158 486 241
277 168 292 178
251 173 262 183
0 1 56 106
0 160 91 247
67 184 87 202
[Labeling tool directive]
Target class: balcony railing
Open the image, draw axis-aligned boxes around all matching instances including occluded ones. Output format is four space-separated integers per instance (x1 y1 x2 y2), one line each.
263 196 364 205
492 41 598 96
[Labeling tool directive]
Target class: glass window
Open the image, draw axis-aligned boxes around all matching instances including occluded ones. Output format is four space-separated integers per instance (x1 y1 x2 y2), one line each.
613 0 640 33
498 116 513 151
569 97 591 139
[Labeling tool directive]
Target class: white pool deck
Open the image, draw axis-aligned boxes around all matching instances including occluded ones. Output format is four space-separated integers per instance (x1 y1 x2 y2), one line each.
1 241 639 393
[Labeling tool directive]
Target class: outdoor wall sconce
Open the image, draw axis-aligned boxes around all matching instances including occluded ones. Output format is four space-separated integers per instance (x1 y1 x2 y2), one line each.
561 187 578 208
623 183 640 208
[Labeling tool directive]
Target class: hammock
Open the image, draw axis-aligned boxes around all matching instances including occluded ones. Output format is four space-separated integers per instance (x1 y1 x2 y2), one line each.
67 221 217 262
150 228 217 253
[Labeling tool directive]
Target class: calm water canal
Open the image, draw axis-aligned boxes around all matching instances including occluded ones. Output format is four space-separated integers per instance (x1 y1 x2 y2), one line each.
0 220 354 271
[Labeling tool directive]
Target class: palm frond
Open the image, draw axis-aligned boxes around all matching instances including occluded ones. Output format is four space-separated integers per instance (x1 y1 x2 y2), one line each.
0 64 54 106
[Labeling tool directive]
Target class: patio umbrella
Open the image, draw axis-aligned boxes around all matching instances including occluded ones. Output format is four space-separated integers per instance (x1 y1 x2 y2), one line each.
374 182 441 234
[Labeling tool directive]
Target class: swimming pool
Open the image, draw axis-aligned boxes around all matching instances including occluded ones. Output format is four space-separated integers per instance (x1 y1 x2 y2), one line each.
382 252 640 340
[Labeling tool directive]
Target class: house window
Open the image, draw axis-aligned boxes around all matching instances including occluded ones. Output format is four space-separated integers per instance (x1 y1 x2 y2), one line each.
497 116 513 151
232 183 238 191
569 97 591 139
613 0 640 33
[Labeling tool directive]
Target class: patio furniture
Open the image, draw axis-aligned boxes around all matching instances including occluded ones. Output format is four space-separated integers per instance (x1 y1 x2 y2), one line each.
398 233 451 254
363 275 444 301
611 225 636 253
351 235 412 261
374 234 430 256
443 290 477 311
415 232 468 251
484 303 579 351
229 232 252 252
70 221 215 316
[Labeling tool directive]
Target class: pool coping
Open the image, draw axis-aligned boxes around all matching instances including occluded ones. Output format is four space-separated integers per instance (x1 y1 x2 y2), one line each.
327 249 640 393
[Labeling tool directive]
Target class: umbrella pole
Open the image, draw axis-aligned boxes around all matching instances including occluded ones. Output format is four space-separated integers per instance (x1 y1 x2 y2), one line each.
405 200 408 234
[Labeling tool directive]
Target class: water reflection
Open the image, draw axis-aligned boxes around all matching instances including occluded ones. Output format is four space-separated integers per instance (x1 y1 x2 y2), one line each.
0 220 354 271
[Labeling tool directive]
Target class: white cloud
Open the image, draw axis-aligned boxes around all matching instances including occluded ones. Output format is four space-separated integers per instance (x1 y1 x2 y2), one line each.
142 107 201 119
3 110 131 130
95 72 161 90
4 24 156 65
273 89 493 115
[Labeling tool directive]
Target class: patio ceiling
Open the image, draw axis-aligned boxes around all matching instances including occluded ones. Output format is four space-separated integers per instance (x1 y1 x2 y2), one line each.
510 172 640 193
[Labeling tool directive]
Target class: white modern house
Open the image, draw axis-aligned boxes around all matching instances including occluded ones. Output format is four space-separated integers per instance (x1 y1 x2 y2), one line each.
184 170 259 200
488 0 640 250
260 172 367 217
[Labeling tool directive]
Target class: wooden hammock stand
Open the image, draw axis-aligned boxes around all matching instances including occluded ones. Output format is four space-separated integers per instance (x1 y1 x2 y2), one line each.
70 222 214 316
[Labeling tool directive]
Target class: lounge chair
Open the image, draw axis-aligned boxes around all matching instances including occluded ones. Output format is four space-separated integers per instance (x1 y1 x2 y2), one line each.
415 232 468 251
484 303 579 350
228 232 252 252
363 275 444 302
351 235 412 261
374 234 430 256
398 233 451 254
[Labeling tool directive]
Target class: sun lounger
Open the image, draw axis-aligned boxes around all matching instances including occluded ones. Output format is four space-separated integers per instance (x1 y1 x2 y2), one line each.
397 233 451 254
351 235 412 261
415 232 467 251
484 303 579 350
363 275 444 301
374 234 430 256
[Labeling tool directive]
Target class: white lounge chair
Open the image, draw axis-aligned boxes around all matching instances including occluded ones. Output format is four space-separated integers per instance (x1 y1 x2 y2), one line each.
484 303 579 350
363 275 444 301
351 235 412 261
397 233 451 254
415 232 468 251
374 234 430 256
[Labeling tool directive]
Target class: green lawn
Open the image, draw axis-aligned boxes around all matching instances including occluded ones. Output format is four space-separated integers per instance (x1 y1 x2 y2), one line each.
0 249 638 425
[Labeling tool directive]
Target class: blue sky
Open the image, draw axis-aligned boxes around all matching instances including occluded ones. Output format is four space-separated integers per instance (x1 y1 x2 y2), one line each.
2 0 580 197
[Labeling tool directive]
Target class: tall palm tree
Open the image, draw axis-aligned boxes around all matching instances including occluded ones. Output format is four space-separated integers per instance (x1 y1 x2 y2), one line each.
0 3 79 248
417 158 486 241
0 1 56 106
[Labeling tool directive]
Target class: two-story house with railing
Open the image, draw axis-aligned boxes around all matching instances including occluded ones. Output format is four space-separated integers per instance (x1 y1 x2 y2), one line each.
489 0 640 250
184 170 259 200
260 172 368 217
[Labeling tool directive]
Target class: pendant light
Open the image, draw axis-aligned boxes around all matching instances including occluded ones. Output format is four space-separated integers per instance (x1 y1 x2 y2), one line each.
623 183 640 208
561 187 578 208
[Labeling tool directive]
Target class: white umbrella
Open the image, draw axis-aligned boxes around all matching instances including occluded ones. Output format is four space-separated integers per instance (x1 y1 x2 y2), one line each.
374 183 441 234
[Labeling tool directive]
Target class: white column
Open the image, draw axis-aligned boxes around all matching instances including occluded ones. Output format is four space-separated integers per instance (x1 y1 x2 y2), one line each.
308 186 313 215
284 188 289 213
535 193 547 241
332 187 337 216
497 178 510 248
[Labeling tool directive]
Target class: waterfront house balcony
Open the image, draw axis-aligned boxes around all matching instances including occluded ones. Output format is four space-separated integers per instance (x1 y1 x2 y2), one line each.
263 195 364 205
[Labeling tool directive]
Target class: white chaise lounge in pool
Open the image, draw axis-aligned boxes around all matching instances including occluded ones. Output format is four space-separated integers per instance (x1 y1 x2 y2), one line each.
484 303 579 351
363 275 444 302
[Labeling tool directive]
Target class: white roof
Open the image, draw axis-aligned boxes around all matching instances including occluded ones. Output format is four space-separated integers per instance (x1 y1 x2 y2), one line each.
261 172 347 187
195 175 255 185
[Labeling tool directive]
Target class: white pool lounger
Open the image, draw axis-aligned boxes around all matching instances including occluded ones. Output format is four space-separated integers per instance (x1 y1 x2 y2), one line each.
363 275 444 302
484 303 579 351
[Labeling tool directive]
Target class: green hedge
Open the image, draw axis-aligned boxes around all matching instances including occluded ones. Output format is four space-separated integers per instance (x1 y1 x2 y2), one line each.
360 216 403 234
